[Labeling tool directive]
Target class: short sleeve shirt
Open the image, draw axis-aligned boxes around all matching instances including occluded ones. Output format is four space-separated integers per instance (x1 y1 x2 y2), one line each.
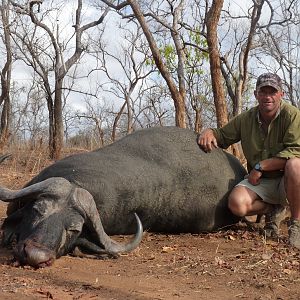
212 101 300 172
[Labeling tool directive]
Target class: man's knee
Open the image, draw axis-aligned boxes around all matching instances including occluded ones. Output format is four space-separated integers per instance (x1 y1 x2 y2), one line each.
285 157 300 178
228 190 248 217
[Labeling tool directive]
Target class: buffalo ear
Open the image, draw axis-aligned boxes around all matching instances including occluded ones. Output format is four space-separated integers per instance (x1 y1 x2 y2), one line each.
1 207 24 246
6 201 23 216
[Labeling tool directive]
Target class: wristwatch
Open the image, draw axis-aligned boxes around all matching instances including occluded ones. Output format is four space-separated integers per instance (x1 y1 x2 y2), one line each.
254 162 263 172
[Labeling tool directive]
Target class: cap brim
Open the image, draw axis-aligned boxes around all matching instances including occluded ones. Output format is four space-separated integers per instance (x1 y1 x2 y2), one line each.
256 83 281 91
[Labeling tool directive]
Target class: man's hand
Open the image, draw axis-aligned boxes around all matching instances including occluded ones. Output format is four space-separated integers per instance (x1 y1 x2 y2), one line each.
248 169 262 185
198 129 218 152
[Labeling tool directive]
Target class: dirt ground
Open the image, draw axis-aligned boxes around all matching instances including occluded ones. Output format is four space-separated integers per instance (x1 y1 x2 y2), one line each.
0 154 300 300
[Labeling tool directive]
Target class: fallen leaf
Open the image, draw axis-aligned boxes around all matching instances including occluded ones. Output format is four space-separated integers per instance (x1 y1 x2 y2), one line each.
228 235 236 241
161 246 175 253
215 256 225 266
261 253 273 260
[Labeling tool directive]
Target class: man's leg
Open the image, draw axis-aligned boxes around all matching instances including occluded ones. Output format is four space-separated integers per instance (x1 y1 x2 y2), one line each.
284 158 300 248
228 185 286 237
285 158 300 219
228 185 273 217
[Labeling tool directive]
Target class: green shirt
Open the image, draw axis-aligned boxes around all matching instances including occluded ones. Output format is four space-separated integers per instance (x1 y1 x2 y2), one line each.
213 101 300 172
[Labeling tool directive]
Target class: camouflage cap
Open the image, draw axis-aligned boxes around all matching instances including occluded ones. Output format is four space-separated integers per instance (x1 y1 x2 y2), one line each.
256 73 283 91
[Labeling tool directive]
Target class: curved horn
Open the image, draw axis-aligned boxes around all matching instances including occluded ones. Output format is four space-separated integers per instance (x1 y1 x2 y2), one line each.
73 188 143 255
0 177 73 202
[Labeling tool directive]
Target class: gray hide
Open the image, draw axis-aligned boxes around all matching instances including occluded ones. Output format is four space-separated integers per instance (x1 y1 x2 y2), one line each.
13 126 246 234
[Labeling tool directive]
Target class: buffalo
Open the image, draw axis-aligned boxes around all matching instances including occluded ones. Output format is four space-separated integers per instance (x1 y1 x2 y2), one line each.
0 127 246 267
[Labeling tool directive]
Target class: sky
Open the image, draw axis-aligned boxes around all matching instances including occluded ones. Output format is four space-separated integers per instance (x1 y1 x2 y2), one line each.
5 0 295 118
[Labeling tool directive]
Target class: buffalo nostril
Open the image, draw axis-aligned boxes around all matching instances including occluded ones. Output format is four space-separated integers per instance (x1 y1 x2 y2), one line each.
17 240 55 267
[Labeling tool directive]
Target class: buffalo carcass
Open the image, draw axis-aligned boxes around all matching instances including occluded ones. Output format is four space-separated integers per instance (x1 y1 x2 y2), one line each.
0 127 246 267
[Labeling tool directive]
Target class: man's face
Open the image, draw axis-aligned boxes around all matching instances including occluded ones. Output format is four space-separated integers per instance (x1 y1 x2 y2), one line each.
254 86 284 114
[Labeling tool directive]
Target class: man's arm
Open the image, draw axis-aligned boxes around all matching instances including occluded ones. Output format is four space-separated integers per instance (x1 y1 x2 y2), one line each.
248 157 286 185
259 157 287 171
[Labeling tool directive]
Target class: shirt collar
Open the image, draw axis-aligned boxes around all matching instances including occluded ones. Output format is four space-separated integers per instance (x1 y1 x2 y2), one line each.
256 101 282 124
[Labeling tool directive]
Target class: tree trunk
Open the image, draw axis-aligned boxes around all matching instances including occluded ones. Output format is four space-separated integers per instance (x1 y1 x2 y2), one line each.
125 93 133 135
0 98 10 148
194 108 202 134
0 0 12 148
206 0 228 127
51 79 64 160
112 101 127 142
127 0 186 128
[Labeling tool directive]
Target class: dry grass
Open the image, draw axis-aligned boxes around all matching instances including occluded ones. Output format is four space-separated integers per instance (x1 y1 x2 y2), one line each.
0 144 89 189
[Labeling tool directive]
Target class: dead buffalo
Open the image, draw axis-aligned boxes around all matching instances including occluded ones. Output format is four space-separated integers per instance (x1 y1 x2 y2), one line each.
0 126 246 267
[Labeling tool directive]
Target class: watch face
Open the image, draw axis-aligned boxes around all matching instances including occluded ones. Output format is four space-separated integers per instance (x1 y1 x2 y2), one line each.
254 163 261 171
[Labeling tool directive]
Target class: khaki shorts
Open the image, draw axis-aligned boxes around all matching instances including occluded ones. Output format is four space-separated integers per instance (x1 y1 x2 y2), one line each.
236 176 288 206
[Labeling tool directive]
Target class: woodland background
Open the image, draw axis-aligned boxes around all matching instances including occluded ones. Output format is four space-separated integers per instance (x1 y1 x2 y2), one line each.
0 0 300 159
1 3 300 298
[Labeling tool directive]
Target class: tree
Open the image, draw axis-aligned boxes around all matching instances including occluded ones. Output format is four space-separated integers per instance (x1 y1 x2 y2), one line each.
2 0 299 153
221 0 265 116
100 0 189 128
253 0 300 108
1 72 49 148
89 23 156 140
205 0 229 127
10 0 109 158
0 0 13 147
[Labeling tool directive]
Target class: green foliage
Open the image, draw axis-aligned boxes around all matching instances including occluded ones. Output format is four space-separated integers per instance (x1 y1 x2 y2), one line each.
147 29 209 77
163 44 177 64
186 29 209 75
145 44 177 71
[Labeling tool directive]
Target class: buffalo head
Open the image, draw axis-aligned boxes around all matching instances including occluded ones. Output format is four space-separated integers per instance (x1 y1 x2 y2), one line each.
0 177 143 268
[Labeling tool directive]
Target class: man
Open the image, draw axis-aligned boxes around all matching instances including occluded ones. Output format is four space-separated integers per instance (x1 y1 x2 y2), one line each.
198 73 300 249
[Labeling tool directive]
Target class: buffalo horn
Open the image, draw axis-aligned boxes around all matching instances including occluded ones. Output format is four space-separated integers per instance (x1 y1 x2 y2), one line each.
0 177 73 202
73 188 143 254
